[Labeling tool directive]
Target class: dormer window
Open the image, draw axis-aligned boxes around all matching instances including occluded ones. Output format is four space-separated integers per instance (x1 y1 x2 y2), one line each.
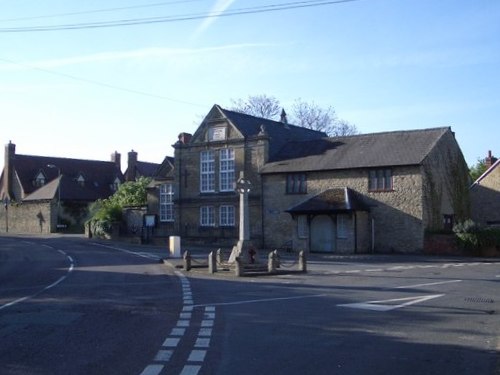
111 177 121 191
34 172 46 187
76 174 85 187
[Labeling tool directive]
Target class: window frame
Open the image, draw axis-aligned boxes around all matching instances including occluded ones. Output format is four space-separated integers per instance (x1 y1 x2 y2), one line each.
219 205 235 227
200 150 215 193
200 206 215 227
286 173 307 194
368 168 393 192
219 148 235 192
159 183 174 222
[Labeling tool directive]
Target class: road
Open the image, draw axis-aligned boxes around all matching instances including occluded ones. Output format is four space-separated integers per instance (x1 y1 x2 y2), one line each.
0 234 499 375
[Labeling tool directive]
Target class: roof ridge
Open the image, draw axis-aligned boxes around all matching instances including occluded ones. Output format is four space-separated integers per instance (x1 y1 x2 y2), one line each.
326 126 451 140
16 154 116 164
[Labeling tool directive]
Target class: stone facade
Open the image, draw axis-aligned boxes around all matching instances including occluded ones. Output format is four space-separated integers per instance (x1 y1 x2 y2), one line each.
145 106 470 254
470 155 500 226
0 201 54 234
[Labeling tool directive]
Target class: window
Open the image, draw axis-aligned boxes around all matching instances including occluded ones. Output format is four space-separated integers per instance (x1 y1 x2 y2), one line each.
287 173 307 194
34 172 46 187
297 215 308 238
76 174 85 187
159 184 174 222
368 169 393 191
200 151 215 192
220 205 235 226
111 177 121 192
337 214 348 239
443 215 454 232
220 148 235 192
200 206 215 226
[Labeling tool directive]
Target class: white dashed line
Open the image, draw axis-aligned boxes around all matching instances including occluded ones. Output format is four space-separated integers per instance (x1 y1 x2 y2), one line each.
395 280 462 289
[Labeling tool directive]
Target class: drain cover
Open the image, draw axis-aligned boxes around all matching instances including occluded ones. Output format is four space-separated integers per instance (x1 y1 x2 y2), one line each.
464 297 494 303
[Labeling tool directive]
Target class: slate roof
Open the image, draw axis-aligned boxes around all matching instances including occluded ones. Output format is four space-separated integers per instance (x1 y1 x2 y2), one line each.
261 127 451 173
12 154 123 201
218 106 327 159
286 188 370 214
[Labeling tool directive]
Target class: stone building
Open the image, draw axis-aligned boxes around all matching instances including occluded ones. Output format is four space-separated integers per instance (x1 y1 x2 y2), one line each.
0 142 124 234
146 105 470 253
470 151 500 226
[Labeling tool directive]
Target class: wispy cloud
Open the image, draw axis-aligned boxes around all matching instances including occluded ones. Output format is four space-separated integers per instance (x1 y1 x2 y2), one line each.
191 0 236 40
0 43 272 71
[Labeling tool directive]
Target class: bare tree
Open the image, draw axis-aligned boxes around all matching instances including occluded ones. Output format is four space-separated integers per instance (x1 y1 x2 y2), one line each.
290 99 336 134
229 95 358 137
331 118 358 137
230 94 281 120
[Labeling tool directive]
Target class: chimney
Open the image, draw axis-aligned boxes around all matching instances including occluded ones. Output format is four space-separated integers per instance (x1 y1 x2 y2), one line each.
178 133 192 144
111 151 121 172
485 150 497 168
3 141 16 200
280 108 288 124
126 150 138 181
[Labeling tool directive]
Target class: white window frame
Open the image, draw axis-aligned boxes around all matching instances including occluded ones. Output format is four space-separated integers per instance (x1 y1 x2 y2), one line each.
200 151 215 192
219 148 235 192
219 205 235 226
35 172 46 187
159 183 174 222
337 214 348 239
200 206 215 227
297 215 308 238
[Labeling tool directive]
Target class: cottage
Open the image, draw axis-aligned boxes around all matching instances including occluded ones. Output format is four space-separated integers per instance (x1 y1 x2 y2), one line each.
470 151 500 226
0 142 124 233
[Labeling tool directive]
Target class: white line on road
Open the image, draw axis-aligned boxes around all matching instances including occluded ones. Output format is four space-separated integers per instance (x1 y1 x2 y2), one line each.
395 280 462 289
192 294 326 308
0 247 74 311
338 294 444 312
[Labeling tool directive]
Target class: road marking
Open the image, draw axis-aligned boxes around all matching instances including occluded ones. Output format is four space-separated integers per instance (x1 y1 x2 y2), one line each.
395 280 462 289
139 364 164 375
0 245 74 311
338 294 444 312
180 365 202 375
192 294 326 308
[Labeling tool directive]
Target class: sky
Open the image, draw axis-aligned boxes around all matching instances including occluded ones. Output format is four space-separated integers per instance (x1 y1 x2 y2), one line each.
1 0 499 173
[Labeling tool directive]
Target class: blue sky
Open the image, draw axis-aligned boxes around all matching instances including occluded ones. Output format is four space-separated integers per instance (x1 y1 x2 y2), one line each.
1 0 499 172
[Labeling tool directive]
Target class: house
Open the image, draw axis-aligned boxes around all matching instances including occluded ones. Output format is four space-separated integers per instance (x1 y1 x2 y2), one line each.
146 104 470 254
124 149 162 182
0 142 124 234
470 151 500 226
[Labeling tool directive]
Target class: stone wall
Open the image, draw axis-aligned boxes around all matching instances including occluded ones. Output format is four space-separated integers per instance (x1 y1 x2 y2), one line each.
0 201 54 234
421 130 470 231
262 165 426 253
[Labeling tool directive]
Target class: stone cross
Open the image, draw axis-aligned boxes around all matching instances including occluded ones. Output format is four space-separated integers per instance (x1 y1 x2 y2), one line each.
236 171 252 242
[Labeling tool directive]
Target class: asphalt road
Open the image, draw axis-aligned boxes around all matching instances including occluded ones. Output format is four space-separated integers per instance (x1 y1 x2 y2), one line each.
0 234 499 375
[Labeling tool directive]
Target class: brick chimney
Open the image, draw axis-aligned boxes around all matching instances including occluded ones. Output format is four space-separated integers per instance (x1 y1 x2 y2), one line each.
111 151 121 172
126 150 138 181
177 133 192 144
485 150 497 168
3 141 16 200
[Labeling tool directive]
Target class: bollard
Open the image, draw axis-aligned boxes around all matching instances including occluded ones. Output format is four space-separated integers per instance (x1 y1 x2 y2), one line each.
216 248 223 265
183 250 192 271
208 251 217 274
298 250 307 272
273 249 280 268
268 251 277 274
234 256 243 277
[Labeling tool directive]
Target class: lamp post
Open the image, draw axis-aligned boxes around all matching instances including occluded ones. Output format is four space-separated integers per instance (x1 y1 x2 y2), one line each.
47 164 61 231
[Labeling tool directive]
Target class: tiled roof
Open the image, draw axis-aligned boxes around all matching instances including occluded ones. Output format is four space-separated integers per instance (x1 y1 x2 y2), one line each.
219 106 327 159
261 127 450 173
13 154 123 201
286 188 370 214
136 161 161 178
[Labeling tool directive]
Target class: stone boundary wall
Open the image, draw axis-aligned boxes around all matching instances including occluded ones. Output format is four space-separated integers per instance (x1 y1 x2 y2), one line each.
0 201 54 234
